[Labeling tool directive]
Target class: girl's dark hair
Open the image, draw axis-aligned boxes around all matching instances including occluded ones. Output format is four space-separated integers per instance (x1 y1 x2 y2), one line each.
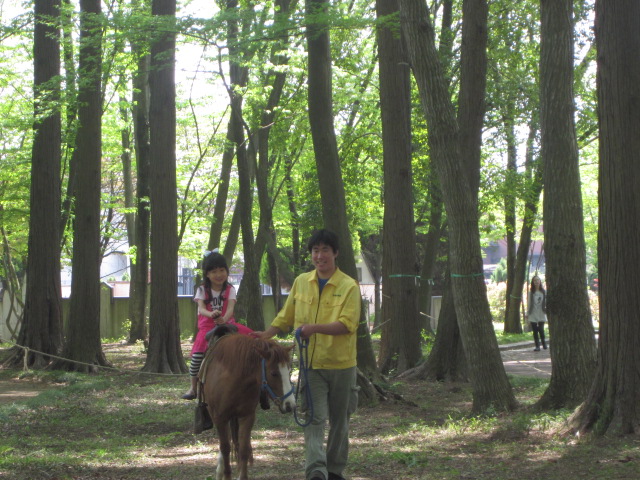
201 252 231 305
307 229 339 253
529 276 545 294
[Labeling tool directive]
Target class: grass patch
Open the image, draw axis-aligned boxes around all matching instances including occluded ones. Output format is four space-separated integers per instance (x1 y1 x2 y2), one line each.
0 344 637 480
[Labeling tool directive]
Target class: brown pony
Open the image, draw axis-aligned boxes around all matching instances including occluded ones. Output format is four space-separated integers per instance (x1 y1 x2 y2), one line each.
200 333 295 480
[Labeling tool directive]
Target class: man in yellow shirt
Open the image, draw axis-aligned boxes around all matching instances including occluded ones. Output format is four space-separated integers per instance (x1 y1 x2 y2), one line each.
254 229 360 480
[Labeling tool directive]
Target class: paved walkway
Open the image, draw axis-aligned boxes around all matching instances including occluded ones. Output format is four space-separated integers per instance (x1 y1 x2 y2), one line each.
500 341 551 378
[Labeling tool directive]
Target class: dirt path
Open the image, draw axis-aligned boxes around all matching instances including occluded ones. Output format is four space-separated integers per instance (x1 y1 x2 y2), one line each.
0 379 54 405
500 342 552 378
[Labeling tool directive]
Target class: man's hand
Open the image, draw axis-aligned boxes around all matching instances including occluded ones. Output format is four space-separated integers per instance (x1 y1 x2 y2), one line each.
299 321 349 339
298 324 317 339
250 325 282 340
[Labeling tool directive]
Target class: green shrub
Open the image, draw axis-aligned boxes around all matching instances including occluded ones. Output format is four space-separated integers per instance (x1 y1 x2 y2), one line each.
486 281 507 322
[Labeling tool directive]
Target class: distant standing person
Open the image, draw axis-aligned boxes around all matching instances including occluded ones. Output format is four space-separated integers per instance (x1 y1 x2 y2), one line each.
252 229 361 480
526 275 547 352
182 250 252 400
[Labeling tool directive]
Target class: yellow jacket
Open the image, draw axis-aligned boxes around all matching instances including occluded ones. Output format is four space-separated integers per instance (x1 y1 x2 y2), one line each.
271 267 360 369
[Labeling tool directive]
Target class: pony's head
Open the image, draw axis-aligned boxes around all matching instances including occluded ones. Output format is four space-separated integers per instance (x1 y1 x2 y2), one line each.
255 340 296 414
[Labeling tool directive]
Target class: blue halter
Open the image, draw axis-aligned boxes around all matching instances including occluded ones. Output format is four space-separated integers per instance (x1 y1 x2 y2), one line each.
261 357 294 407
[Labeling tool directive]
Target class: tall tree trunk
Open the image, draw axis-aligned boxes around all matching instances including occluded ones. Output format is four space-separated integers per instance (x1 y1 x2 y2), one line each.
59 0 78 241
536 0 596 409
457 0 487 198
305 0 378 381
9 0 64 369
376 0 421 374
225 0 263 330
58 0 109 371
570 0 640 434
416 0 450 337
143 0 186 374
399 0 516 412
253 0 294 319
128 47 151 344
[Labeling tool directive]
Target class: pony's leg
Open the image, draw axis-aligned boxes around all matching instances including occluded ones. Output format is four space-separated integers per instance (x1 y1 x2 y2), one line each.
235 413 256 480
215 421 233 480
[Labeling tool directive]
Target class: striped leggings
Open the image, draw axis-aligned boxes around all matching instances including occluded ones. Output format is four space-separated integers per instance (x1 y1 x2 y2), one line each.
189 352 205 378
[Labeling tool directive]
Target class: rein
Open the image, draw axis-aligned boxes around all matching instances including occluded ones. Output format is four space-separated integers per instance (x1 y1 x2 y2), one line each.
292 327 314 427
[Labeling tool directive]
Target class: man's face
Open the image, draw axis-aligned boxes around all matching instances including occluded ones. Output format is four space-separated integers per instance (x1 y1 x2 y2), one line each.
311 242 338 278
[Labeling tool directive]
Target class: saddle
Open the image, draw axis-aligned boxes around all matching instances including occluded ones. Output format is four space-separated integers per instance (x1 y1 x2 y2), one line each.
197 324 271 415
204 323 239 347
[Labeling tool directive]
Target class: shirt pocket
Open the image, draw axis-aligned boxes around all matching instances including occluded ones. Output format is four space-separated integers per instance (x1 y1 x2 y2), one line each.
294 292 314 323
294 292 313 305
322 292 347 309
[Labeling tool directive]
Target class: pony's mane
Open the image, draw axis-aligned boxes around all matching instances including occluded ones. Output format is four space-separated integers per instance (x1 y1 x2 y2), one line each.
211 335 290 378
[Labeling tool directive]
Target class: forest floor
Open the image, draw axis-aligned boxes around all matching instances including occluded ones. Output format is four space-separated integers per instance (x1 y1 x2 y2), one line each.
0 341 637 480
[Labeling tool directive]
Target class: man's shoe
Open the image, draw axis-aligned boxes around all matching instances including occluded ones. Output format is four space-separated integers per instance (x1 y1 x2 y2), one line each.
182 392 197 400
310 472 326 480
533 347 540 352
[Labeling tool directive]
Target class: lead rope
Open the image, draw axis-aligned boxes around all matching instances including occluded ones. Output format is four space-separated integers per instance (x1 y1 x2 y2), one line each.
293 327 314 427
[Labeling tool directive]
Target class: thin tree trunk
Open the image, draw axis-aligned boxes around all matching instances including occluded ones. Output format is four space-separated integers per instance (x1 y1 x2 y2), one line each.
207 123 234 252
284 152 303 271
359 233 381 329
129 48 151 344
504 123 541 334
417 171 443 335
503 117 517 326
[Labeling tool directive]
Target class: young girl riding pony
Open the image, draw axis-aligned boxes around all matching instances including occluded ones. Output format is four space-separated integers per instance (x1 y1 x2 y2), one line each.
182 251 252 400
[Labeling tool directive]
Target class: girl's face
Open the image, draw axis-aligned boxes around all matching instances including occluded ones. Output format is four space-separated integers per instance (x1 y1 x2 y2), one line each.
206 267 228 289
532 276 541 288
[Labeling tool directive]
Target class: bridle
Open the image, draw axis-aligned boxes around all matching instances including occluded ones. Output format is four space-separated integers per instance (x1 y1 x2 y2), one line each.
260 356 294 409
258 329 314 427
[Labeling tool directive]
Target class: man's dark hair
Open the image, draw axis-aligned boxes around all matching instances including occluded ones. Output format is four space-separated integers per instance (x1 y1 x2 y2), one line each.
307 229 339 253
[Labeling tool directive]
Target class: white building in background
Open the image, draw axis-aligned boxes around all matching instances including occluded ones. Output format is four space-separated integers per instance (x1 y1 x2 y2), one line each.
60 248 198 298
